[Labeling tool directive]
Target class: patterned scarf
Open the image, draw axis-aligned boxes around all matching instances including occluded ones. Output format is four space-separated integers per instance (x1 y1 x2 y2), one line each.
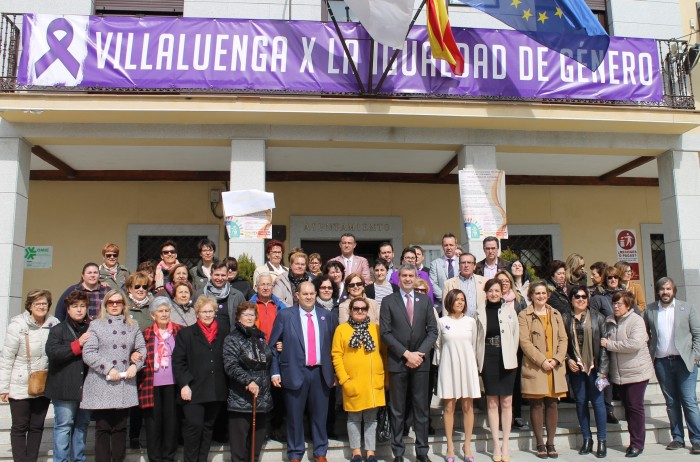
100 263 118 280
348 318 375 352
129 293 150 308
197 319 218 344
204 280 231 301
155 259 180 288
288 270 309 293
153 322 175 371
316 297 335 312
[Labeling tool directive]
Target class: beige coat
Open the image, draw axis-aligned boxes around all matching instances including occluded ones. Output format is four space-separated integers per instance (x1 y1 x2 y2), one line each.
443 274 487 312
518 305 568 396
475 302 519 371
339 297 380 325
604 310 654 385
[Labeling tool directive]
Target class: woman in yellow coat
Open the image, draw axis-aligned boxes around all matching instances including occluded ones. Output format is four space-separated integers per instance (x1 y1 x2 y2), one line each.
518 280 569 459
332 297 386 462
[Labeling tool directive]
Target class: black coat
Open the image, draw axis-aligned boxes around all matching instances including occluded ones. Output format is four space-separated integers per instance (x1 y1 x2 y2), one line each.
44 321 89 401
561 308 610 375
223 323 273 413
547 279 572 317
172 322 227 405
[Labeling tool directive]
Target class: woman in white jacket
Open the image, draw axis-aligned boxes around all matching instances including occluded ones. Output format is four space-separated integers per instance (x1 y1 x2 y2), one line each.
0 289 59 462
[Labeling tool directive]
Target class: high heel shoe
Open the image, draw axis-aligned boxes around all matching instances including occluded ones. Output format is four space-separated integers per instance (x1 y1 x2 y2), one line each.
579 439 593 455
492 455 501 462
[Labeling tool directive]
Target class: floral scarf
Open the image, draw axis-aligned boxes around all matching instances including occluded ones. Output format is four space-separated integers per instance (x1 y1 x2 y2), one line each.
153 322 175 371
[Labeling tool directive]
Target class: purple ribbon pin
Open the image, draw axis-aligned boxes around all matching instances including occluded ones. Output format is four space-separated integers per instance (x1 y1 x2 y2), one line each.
34 18 80 78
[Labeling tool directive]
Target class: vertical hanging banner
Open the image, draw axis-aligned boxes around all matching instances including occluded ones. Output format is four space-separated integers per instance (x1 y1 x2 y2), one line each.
221 190 275 240
616 228 639 279
458 168 508 239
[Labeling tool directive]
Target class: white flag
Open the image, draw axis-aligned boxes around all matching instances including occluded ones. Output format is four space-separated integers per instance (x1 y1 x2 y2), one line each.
344 0 414 49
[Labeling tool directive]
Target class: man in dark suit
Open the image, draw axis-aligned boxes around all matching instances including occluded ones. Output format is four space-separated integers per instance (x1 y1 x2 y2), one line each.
269 281 338 462
644 277 700 453
380 264 439 462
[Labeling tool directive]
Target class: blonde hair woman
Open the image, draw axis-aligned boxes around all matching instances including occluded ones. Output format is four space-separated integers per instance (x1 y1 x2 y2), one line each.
81 289 146 462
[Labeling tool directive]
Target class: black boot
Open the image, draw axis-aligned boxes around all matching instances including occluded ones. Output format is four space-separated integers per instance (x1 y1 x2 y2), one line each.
579 439 593 455
596 441 607 458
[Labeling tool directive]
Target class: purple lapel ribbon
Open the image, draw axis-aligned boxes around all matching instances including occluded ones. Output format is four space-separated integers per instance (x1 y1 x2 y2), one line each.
34 18 80 78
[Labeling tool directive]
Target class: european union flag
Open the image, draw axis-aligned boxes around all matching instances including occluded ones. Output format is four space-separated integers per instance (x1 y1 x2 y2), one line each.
452 0 609 70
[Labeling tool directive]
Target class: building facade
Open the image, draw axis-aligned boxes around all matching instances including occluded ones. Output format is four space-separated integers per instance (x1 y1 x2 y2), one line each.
0 0 698 338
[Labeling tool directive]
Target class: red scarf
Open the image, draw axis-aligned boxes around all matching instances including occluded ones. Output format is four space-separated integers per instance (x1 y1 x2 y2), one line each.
197 319 218 344
153 322 175 371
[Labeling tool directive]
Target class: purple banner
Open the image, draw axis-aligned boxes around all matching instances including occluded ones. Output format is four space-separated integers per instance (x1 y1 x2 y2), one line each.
18 14 663 102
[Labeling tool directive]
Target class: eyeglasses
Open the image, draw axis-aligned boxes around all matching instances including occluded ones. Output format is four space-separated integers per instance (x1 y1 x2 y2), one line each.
201 248 214 253
573 294 588 300
347 282 364 289
607 276 620 280
352 306 369 312
133 284 148 290
105 253 118 259
319 285 333 291
415 288 427 294
106 300 124 307
161 250 176 255
32 302 49 307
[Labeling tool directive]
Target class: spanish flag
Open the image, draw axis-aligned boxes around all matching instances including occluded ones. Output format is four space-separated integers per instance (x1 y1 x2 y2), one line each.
427 0 465 76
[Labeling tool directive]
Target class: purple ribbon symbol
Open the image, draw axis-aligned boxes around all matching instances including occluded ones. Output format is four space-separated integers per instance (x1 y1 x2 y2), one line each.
34 18 80 78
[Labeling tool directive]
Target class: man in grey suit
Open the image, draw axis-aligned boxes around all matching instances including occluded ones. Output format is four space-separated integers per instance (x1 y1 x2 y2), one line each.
381 264 439 462
429 232 458 307
644 277 700 454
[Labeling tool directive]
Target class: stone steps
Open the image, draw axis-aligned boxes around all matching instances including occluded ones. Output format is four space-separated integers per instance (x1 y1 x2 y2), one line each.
0 393 678 461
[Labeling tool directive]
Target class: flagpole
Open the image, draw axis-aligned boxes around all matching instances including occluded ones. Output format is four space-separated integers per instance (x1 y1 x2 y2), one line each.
373 0 426 94
324 0 367 94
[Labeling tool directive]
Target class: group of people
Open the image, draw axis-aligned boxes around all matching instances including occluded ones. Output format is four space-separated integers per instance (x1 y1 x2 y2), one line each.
0 233 698 462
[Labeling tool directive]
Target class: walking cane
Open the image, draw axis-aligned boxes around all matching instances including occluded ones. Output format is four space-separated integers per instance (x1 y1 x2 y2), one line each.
251 393 257 462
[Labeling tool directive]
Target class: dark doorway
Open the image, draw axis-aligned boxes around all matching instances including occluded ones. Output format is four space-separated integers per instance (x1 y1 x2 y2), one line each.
301 240 384 266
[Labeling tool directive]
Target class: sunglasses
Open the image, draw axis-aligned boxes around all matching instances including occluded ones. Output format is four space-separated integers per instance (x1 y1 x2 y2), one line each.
319 285 333 291
133 284 148 290
352 306 369 312
105 253 118 258
161 250 176 255
607 276 619 280
573 294 588 300
347 282 364 289
415 288 427 294
106 300 124 307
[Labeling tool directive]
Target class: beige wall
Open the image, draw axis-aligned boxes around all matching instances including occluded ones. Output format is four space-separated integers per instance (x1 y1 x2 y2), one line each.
23 181 662 303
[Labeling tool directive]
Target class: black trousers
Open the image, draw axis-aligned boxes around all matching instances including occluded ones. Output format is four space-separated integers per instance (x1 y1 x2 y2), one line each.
228 411 269 462
389 370 430 457
181 401 221 462
270 386 285 429
129 404 143 441
94 408 129 462
144 385 179 462
9 396 50 462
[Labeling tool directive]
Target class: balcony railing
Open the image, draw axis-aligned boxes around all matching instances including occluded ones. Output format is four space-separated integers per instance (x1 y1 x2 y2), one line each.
0 13 694 109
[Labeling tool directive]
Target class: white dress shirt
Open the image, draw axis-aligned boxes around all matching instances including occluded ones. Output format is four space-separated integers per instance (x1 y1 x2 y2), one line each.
656 299 680 358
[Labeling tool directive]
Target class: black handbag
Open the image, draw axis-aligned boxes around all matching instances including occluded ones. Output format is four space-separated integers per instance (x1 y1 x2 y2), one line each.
376 405 391 442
